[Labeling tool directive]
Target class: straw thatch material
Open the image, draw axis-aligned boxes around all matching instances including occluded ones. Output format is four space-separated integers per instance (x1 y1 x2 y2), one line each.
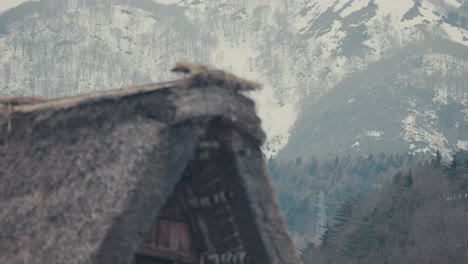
0 77 300 264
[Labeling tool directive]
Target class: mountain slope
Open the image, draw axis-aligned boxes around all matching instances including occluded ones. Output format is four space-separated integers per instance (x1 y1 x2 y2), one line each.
280 38 468 158
0 0 214 98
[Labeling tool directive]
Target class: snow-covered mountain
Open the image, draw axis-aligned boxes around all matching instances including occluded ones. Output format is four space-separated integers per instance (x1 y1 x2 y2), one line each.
0 0 467 157
275 0 468 158
280 39 468 159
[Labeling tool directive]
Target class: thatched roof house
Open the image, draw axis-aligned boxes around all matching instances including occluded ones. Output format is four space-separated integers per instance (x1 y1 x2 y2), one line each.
0 70 301 264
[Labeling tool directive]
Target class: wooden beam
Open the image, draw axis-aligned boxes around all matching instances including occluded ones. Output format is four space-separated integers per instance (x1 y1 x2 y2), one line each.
158 210 189 222
137 245 198 264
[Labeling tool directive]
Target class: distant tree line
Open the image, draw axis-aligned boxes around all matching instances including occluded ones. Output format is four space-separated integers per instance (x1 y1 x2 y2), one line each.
268 153 426 240
300 150 468 264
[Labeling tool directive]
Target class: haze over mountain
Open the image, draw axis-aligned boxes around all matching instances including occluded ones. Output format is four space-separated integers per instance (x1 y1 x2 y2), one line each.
0 0 466 157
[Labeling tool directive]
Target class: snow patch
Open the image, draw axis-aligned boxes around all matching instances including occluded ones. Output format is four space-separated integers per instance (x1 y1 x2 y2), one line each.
441 22 468 45
212 35 298 157
366 130 384 138
402 114 450 155
424 110 438 120
433 86 449 105
414 146 431 154
443 0 462 8
351 141 360 148
374 0 416 21
457 140 468 149
340 1 370 18
151 0 179 5
418 1 447 24
463 109 468 121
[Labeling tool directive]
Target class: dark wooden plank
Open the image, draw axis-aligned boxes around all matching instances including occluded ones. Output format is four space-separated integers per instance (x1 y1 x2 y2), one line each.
177 222 192 252
158 219 171 249
168 221 180 251
144 222 158 246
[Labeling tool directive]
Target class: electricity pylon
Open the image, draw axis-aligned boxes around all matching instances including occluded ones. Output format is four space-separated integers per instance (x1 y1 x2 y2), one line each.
315 190 327 243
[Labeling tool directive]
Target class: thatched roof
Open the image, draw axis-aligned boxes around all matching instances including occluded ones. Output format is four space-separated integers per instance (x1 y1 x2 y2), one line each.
0 75 301 264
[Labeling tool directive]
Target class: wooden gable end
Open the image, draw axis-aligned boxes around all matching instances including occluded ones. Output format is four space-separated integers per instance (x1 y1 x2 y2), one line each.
135 120 261 264
137 183 198 264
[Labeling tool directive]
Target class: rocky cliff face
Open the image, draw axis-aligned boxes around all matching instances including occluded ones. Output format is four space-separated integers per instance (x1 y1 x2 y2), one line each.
0 0 467 157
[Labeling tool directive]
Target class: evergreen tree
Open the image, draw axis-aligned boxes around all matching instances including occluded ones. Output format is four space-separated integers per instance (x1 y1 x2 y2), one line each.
405 170 414 189
334 156 340 168
307 156 318 175
296 157 303 167
334 196 360 229
431 149 442 167
450 153 458 171
393 172 403 185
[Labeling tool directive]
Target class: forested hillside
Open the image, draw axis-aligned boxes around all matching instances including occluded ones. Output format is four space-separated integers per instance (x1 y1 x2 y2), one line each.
268 153 427 244
300 150 468 264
